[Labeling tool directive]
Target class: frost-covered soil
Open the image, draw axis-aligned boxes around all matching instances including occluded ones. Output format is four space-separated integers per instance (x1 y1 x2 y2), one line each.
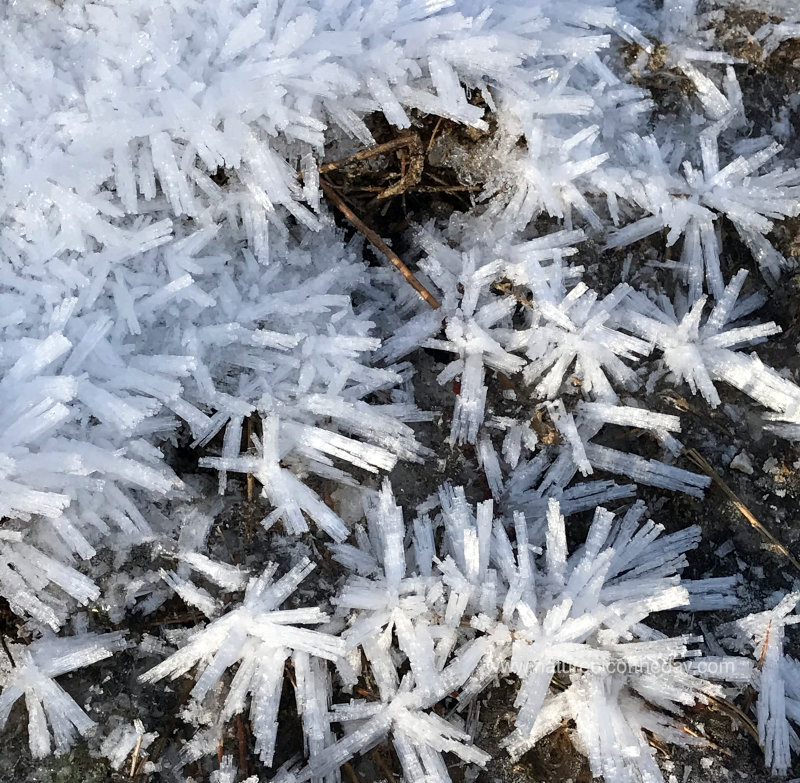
3 0 800 782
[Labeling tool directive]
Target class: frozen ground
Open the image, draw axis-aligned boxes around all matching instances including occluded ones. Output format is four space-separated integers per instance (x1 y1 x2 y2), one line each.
2 1 800 782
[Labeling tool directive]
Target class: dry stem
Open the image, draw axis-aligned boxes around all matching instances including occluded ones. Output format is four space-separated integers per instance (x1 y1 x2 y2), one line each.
319 177 441 309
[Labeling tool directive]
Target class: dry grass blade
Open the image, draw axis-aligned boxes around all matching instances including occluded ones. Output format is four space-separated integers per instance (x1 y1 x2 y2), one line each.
129 732 143 777
702 692 761 745
683 447 800 574
757 620 772 670
319 177 441 309
491 279 533 307
674 724 732 756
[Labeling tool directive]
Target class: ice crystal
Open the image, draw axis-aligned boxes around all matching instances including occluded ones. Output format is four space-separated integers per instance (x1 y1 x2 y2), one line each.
721 593 800 775
607 129 800 296
625 270 800 424
141 559 345 765
296 652 491 783
511 260 651 402
1 0 800 779
332 481 442 698
0 633 127 758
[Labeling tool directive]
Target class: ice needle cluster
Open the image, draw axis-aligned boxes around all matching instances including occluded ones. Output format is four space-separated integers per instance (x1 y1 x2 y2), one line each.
1 0 800 780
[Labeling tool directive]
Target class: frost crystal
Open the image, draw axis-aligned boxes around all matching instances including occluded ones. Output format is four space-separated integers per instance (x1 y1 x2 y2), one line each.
608 129 800 297
296 654 491 783
722 593 800 775
141 559 344 765
625 270 800 424
2 0 800 779
333 480 441 698
0 633 127 758
379 232 524 444
511 260 650 401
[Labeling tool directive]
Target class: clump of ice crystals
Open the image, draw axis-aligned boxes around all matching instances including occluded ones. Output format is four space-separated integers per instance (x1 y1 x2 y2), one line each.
1 0 799 780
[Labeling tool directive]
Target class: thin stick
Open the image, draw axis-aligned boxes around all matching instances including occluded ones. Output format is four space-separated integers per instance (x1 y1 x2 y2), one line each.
426 116 445 153
245 417 255 503
236 714 249 777
683 448 800 574
319 135 420 175
129 732 144 778
409 184 481 193
353 184 480 194
145 611 205 628
0 635 15 668
319 177 441 309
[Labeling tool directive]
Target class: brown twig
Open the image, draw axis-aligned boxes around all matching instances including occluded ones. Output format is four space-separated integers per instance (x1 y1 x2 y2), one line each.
319 177 441 309
352 184 480 194
409 184 481 193
319 135 420 175
236 714 249 777
144 611 205 628
0 635 15 668
426 116 445 153
683 447 800 574
245 416 255 504
375 133 423 199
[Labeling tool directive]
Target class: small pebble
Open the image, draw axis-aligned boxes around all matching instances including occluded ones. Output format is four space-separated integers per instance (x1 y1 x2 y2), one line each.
731 451 754 475
715 539 735 558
